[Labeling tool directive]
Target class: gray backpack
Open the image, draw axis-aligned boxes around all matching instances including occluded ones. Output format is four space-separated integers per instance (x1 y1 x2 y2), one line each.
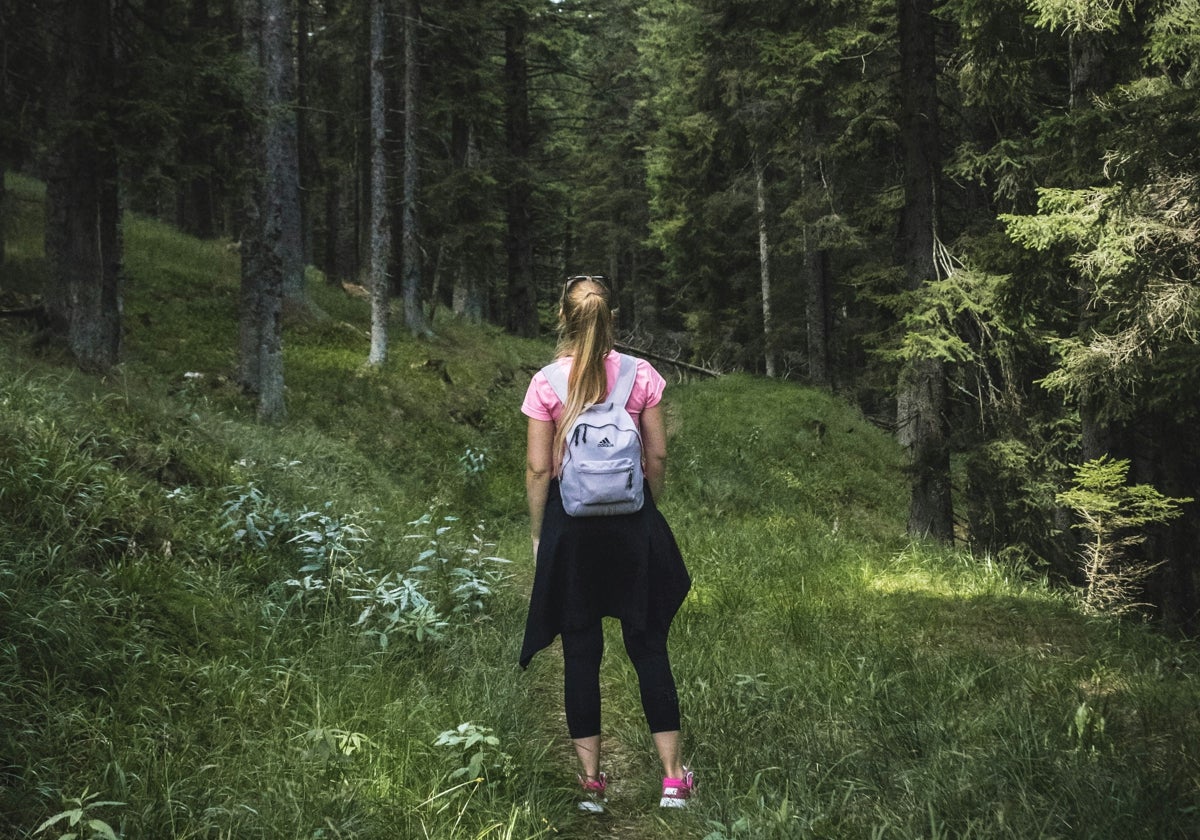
542 354 645 517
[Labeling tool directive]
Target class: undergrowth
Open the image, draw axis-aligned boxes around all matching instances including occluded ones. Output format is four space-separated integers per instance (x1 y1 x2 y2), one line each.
2 173 1199 838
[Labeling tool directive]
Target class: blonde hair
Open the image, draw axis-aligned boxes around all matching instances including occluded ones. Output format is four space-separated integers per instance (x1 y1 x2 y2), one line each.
553 277 615 460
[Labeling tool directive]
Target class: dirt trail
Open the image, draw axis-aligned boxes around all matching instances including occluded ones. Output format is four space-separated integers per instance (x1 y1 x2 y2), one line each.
527 640 676 840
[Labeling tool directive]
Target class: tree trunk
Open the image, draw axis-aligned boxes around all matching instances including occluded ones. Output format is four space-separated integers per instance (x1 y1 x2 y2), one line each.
633 248 657 332
896 0 952 541
296 0 313 264
238 0 265 392
503 8 538 337
0 165 6 269
43 0 123 373
367 0 389 365
265 0 304 305
451 119 485 323
754 153 775 378
1068 31 1113 111
0 27 5 258
607 233 619 311
322 154 342 283
804 242 832 388
1069 32 1115 464
798 134 833 387
238 0 286 423
321 106 354 285
401 0 432 337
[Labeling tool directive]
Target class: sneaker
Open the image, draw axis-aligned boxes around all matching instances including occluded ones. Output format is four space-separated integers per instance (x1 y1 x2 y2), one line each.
578 772 608 814
660 769 695 808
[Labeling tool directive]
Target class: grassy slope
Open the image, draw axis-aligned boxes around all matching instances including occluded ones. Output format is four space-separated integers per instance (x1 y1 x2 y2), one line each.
2 172 1199 839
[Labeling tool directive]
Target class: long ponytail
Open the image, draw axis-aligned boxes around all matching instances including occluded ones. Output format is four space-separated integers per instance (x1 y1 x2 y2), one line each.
553 277 615 461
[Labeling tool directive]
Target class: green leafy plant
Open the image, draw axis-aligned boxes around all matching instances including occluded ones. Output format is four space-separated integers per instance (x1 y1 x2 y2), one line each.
8 188 1200 840
434 722 510 781
289 504 370 573
35 790 124 840
219 484 290 549
1056 456 1192 615
404 511 511 617
299 726 371 763
458 446 488 478
349 572 447 645
277 502 509 648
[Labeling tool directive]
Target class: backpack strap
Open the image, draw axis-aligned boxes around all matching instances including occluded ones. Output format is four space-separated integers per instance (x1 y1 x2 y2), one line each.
541 360 569 404
609 354 638 409
539 353 639 408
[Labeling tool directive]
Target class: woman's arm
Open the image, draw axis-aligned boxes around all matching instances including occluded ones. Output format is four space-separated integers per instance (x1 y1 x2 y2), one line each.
526 417 555 556
640 403 667 500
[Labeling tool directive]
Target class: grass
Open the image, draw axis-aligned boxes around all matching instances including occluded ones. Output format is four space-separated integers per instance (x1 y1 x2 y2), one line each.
2 171 1200 838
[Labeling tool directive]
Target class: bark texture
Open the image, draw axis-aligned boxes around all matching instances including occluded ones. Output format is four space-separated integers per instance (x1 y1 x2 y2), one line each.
367 0 390 365
401 0 432 337
896 0 952 542
755 155 775 378
237 0 286 423
43 0 123 373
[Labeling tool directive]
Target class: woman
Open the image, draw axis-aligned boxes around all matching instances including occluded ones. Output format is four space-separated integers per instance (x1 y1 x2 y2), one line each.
519 275 694 813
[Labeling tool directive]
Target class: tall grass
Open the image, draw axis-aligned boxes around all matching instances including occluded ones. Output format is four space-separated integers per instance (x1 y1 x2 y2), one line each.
2 175 1199 838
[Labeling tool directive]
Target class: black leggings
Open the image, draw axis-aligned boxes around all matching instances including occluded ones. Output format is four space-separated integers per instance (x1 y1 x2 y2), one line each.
560 620 680 739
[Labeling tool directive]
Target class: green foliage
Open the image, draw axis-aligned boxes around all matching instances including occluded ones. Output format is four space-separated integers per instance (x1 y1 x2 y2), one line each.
433 721 511 782
34 791 123 840
1025 0 1132 34
664 373 908 542
1057 456 1192 615
1003 176 1200 422
640 0 897 368
123 216 241 375
1002 187 1115 253
965 434 1073 568
219 484 292 549
217 488 516 649
1146 0 1200 66
894 266 1023 365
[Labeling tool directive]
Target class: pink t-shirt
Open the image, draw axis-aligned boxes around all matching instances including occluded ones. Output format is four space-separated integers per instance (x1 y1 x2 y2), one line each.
521 351 666 429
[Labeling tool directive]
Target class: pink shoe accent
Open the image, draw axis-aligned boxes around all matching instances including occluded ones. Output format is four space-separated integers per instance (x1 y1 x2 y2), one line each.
578 772 608 813
660 769 695 808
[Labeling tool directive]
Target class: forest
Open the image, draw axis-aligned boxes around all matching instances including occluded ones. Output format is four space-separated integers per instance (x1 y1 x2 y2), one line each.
2 3 1199 617
3 2 1200 837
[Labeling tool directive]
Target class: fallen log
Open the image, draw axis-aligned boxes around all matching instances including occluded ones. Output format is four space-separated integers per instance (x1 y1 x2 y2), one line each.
614 342 721 378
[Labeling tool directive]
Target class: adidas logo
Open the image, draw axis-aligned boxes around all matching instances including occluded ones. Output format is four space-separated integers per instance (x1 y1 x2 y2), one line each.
597 437 613 448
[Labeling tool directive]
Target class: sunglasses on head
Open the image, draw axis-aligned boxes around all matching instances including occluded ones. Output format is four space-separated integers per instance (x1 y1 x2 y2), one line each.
564 274 608 290
561 275 610 306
